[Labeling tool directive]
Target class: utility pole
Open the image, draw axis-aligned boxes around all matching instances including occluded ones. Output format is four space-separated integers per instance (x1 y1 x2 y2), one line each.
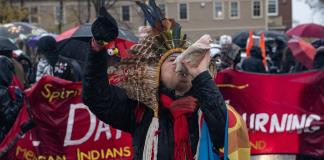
87 0 91 23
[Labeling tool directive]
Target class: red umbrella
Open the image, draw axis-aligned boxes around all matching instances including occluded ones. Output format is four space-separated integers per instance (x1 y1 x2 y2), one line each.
286 23 324 38
55 26 78 42
288 38 316 69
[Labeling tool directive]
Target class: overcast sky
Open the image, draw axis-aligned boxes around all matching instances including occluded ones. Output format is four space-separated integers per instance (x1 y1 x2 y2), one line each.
293 0 323 26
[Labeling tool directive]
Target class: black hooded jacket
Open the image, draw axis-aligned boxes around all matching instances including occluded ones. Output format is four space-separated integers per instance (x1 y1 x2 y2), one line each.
0 56 24 142
82 50 227 160
313 47 324 69
242 47 266 73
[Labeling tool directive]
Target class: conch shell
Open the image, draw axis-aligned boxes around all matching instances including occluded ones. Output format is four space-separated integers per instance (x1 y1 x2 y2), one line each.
174 34 212 73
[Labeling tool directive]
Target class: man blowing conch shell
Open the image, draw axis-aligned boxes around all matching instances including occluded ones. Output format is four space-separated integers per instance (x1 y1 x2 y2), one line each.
82 2 227 160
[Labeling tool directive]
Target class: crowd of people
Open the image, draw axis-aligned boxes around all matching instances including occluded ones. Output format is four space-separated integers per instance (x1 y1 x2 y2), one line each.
0 35 85 144
212 35 324 74
0 29 323 159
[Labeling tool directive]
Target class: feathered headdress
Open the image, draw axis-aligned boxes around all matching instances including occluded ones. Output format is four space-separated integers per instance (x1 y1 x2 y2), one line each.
112 0 190 114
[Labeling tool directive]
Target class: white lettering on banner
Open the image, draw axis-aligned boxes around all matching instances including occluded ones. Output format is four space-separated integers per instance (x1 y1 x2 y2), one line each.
94 121 112 141
269 114 287 133
242 113 321 134
285 114 293 131
64 103 123 146
292 115 306 133
304 114 321 133
255 113 268 132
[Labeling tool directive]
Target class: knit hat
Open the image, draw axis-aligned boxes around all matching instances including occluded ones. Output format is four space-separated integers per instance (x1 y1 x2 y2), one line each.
37 36 58 66
37 36 57 54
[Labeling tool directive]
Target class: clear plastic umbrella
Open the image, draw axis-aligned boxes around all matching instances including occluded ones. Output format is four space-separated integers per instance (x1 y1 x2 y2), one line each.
0 22 47 41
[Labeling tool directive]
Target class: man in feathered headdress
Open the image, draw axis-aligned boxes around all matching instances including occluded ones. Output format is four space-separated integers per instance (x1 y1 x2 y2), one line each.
82 2 227 159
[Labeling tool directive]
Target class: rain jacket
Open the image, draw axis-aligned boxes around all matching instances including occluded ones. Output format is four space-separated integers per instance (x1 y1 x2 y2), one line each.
0 56 24 142
36 56 80 82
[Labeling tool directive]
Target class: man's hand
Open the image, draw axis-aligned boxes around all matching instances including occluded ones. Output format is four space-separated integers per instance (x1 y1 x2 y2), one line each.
91 7 118 43
181 51 211 79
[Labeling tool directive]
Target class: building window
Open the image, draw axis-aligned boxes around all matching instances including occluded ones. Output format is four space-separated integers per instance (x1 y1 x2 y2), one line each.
121 5 130 22
252 0 262 18
179 3 188 20
229 1 240 19
213 0 224 19
268 0 278 16
54 6 65 24
29 6 39 23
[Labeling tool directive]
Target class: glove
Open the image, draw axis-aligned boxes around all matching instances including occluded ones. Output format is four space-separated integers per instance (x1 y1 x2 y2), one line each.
91 7 119 43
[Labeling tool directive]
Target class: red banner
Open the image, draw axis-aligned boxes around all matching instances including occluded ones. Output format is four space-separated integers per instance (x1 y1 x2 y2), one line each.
3 69 324 159
216 69 324 157
8 76 133 160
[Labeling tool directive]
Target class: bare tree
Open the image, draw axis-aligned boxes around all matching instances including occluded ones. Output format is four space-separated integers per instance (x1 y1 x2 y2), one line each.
91 0 117 16
71 0 117 23
87 0 91 23
0 0 28 23
304 0 324 23
20 0 24 8
57 0 64 33
70 0 92 24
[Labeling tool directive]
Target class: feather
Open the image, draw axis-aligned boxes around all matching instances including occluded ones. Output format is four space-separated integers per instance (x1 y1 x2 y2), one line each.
180 34 187 48
136 1 156 27
161 33 172 49
156 35 169 51
172 23 181 48
164 31 174 48
136 0 166 31
149 0 163 20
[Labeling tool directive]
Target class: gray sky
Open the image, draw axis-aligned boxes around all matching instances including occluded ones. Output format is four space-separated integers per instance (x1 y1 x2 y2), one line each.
293 0 323 26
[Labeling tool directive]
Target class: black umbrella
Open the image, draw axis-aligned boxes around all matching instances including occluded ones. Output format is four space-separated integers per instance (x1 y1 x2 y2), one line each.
0 36 18 51
71 24 92 39
311 39 324 49
0 22 46 41
57 38 90 68
256 31 288 42
56 23 138 43
232 31 249 48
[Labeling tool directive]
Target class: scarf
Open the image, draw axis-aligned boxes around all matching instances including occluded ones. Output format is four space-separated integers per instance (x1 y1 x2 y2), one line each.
160 94 196 160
